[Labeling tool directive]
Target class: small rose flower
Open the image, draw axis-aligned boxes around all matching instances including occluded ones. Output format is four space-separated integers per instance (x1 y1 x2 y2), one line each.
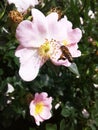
29 92 52 126
15 9 82 81
7 0 39 12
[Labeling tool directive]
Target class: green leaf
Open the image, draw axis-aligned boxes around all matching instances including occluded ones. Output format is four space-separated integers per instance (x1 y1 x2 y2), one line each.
46 123 57 130
90 125 96 130
61 105 76 118
68 63 80 77
29 128 36 130
60 119 66 130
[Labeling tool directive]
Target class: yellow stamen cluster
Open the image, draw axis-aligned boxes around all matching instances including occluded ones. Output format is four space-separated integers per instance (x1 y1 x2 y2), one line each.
38 41 50 59
35 102 44 115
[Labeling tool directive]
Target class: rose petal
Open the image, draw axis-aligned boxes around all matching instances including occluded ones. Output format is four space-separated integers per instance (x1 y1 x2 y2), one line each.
67 43 81 57
43 97 52 109
31 9 48 42
16 20 47 48
39 107 52 119
52 16 73 41
50 45 71 66
46 12 59 39
7 0 38 12
67 28 82 43
15 46 43 81
34 92 48 103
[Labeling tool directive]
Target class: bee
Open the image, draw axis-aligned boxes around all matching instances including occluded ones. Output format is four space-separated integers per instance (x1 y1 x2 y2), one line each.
58 45 73 62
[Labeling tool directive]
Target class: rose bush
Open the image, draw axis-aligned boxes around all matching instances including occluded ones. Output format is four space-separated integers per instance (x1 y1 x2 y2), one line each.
0 0 98 130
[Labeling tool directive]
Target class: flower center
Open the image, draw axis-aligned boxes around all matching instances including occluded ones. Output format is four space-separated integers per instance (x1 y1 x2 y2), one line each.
35 102 44 115
38 40 50 59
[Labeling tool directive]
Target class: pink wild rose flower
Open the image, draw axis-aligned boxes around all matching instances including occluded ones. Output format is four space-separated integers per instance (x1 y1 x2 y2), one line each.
15 9 82 81
7 0 38 12
29 92 52 126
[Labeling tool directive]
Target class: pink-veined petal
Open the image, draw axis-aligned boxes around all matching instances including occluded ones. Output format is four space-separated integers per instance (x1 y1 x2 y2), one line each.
31 9 48 42
43 97 52 109
16 20 46 48
46 12 59 39
51 16 73 41
34 92 48 103
54 16 82 43
33 93 52 109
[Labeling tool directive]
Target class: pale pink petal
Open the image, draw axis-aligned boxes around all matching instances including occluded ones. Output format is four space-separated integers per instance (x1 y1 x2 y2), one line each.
29 0 39 7
16 20 46 48
34 115 44 126
34 92 48 103
43 97 52 109
15 46 44 81
39 107 52 119
50 45 71 66
53 16 82 43
53 59 71 67
19 56 42 81
46 12 59 39
30 102 44 124
67 44 81 57
31 9 48 41
59 16 73 29
7 0 38 12
29 101 36 116
30 102 43 124
39 92 48 98
15 45 37 64
52 16 73 41
62 60 71 67
67 28 82 43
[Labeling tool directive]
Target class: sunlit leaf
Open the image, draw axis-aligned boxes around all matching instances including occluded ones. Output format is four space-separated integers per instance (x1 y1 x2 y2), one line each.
68 63 80 77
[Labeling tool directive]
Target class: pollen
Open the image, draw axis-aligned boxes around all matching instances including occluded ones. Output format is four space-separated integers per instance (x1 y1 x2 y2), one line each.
35 102 44 115
38 41 50 59
62 40 69 46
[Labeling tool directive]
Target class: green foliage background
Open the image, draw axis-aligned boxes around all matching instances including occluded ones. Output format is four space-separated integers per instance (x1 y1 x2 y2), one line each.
0 0 98 130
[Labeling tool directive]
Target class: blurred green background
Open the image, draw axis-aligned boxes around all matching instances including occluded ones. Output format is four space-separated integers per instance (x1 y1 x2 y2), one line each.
0 0 98 130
